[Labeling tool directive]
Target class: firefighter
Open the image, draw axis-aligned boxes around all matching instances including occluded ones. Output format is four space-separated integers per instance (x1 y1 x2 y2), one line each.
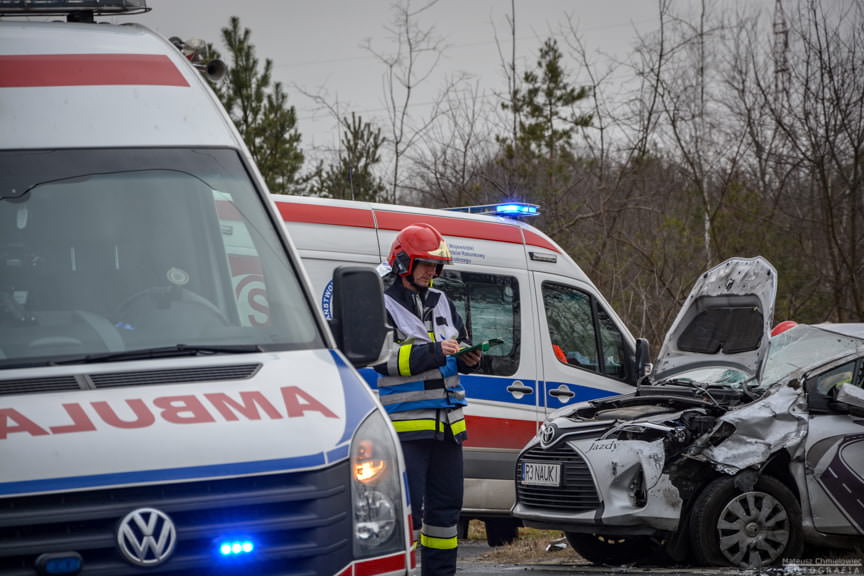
375 223 481 576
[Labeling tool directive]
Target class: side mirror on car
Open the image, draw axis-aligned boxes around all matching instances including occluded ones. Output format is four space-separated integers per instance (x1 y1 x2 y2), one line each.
634 337 653 385
835 382 864 416
328 266 391 368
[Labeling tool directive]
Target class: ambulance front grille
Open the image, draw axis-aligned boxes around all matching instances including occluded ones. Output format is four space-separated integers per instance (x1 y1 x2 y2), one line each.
516 444 600 513
0 461 354 576
90 363 261 388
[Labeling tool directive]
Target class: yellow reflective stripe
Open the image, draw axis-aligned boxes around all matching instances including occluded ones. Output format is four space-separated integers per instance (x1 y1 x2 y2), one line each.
397 343 413 377
420 533 458 550
392 419 441 433
391 419 466 435
450 419 466 436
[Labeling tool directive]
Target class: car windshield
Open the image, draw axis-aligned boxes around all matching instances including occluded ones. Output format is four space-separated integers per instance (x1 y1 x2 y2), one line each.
759 324 863 387
659 365 751 387
0 148 323 367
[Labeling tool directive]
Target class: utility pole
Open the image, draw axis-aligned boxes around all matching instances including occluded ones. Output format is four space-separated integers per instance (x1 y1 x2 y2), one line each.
773 0 790 104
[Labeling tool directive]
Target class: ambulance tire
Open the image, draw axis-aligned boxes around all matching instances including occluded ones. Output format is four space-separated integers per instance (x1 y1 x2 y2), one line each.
689 475 802 568
564 533 656 565
484 518 519 547
457 517 470 540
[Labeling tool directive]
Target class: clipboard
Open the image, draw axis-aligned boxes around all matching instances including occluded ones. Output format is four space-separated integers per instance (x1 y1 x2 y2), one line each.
454 338 504 356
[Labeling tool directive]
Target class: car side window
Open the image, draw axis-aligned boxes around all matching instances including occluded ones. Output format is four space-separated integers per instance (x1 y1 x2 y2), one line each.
806 360 860 412
436 271 520 376
542 282 628 381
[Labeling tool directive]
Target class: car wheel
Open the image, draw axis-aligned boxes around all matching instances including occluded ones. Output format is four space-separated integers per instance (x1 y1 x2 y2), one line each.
564 532 657 565
484 518 519 547
689 475 802 568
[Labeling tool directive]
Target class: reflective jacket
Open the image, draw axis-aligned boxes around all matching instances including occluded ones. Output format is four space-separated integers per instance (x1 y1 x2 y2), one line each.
375 279 472 443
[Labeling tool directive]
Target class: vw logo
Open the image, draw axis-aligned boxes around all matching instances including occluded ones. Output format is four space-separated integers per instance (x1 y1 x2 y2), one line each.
116 507 177 566
540 422 558 447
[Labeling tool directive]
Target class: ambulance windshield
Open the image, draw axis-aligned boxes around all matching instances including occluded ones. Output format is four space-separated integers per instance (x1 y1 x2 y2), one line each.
0 148 323 366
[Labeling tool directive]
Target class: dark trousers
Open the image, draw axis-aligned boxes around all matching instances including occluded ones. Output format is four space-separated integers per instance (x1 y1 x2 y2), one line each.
401 438 463 576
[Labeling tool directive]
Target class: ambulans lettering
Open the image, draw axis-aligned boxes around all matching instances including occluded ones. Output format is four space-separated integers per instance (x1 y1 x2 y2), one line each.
205 391 282 421
0 386 338 439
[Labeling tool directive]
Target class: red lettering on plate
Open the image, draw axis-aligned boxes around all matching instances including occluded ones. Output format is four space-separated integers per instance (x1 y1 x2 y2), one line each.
0 408 49 439
281 386 338 418
49 403 96 434
92 399 156 429
154 395 217 424
206 391 282 421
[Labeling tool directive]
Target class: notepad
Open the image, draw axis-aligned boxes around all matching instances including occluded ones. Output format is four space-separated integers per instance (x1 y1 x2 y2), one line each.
454 338 504 356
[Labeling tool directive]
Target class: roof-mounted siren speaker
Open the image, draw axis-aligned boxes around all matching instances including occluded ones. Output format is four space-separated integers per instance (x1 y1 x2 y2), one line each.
169 37 226 83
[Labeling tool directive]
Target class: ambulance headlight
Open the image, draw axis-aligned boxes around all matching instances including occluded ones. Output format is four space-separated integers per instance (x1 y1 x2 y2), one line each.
350 410 405 558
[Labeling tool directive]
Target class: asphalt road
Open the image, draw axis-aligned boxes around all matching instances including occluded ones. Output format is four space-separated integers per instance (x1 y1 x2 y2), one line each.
453 541 864 576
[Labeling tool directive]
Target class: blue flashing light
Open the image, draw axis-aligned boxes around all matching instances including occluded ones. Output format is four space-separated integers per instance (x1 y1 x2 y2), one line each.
444 202 540 219
35 552 82 576
495 203 538 216
218 539 255 557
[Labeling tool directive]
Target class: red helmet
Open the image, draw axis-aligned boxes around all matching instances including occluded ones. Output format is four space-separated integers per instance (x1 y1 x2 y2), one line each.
388 223 452 277
771 320 798 337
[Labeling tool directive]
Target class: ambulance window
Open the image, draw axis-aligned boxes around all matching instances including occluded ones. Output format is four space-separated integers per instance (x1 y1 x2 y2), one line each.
543 283 599 371
437 271 519 376
0 148 323 365
541 282 629 380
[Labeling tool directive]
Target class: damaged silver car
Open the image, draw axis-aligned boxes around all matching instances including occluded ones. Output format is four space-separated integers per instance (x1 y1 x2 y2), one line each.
512 256 864 568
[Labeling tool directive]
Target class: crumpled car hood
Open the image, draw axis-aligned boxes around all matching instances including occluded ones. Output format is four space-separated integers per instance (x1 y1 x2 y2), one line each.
654 256 777 380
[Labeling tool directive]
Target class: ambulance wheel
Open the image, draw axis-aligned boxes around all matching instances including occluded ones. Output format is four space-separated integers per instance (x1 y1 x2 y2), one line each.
564 533 655 565
457 518 469 540
689 475 802 568
484 518 519 547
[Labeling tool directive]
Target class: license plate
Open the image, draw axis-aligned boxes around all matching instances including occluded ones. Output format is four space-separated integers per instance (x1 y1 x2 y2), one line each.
521 461 561 486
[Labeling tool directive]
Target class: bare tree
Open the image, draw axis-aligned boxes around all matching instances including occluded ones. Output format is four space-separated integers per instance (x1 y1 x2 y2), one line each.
364 0 464 203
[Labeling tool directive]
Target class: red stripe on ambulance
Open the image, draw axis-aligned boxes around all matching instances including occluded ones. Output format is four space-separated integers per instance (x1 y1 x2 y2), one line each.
375 210 523 244
0 54 189 87
0 386 336 439
277 199 537 245
463 415 536 450
276 201 375 228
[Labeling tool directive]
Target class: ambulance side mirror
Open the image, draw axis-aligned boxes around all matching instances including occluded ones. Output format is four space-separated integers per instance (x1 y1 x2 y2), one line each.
634 337 653 385
329 266 390 368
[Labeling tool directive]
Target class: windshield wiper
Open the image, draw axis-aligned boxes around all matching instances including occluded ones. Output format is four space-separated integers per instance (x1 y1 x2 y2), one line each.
51 344 263 365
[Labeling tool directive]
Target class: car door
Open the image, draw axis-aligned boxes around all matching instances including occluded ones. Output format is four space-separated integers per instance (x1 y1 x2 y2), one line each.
532 272 637 414
802 357 864 535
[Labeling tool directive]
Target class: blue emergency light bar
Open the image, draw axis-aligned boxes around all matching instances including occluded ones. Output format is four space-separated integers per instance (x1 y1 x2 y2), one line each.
445 202 540 219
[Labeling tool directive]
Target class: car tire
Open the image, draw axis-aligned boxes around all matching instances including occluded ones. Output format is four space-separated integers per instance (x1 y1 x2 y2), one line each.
484 518 519 547
689 474 803 568
564 533 657 565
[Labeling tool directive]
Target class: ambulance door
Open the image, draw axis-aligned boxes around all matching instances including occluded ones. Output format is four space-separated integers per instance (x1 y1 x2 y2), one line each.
532 273 637 415
435 266 540 513
801 358 864 535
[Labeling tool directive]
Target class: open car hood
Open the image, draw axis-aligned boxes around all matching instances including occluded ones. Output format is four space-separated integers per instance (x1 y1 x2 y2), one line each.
653 256 777 381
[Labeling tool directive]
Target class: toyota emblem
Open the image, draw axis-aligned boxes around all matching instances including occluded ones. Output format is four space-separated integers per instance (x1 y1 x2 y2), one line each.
540 422 557 446
116 507 177 566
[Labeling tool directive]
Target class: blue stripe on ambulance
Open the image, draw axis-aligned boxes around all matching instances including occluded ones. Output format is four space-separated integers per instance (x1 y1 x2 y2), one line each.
359 369 619 405
331 350 377 445
0 452 329 497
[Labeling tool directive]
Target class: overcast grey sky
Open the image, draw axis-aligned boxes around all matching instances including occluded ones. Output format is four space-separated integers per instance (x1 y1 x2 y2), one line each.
121 1 668 155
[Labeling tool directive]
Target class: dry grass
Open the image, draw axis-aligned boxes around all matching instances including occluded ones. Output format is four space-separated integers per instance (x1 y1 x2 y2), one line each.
465 520 589 565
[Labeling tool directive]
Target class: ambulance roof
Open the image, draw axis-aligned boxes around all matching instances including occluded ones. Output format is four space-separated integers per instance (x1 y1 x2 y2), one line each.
0 20 239 150
273 194 596 286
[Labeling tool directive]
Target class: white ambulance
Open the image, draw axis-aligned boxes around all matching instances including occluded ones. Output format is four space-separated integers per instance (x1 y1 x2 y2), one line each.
0 2 412 575
274 195 651 544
